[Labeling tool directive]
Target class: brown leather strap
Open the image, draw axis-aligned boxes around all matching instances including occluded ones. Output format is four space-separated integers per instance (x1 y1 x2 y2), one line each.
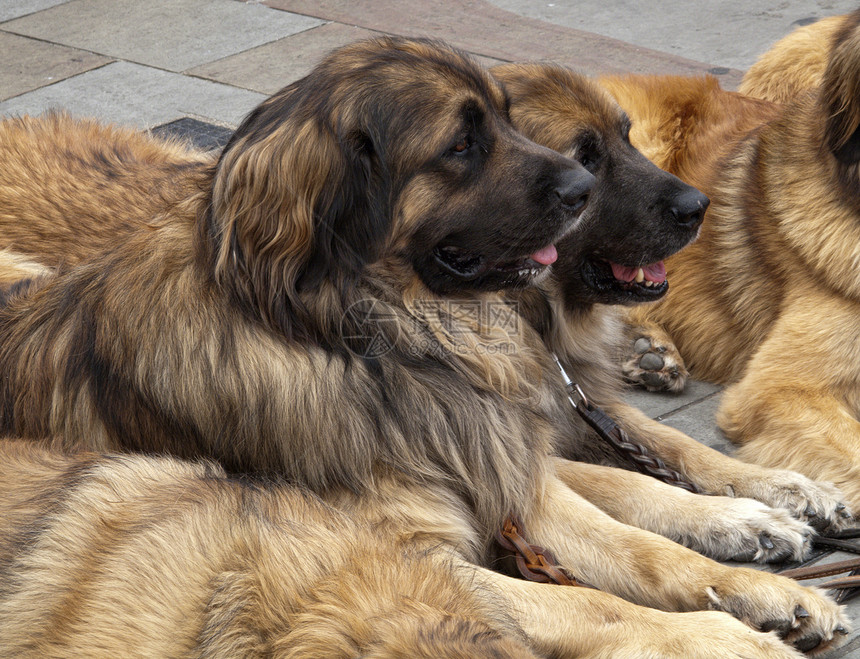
778 556 860 603
573 400 705 493
495 515 591 587
812 535 860 554
820 575 860 590
779 557 860 580
552 355 704 494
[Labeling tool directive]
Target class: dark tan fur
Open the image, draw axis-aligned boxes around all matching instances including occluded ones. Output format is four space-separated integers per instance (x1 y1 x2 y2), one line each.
599 11 860 510
5 440 826 659
0 39 849 655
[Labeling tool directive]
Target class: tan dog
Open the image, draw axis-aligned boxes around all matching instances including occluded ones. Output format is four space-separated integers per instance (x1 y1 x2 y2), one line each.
0 440 543 658
3 439 837 658
0 37 850 655
596 10 860 511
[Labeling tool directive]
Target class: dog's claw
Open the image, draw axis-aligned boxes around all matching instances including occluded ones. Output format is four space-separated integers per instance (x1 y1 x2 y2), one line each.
794 605 809 619
759 532 775 550
794 634 823 653
804 505 818 518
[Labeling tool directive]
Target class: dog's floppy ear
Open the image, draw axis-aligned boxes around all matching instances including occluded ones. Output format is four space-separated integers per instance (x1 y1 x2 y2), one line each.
208 83 391 339
821 9 860 164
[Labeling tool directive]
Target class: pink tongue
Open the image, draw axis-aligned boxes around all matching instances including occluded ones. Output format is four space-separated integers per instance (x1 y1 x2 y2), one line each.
530 244 558 266
609 261 666 283
642 262 666 283
609 263 637 282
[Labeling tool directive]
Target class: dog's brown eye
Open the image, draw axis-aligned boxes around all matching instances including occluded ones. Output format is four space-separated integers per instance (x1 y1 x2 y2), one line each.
452 135 473 154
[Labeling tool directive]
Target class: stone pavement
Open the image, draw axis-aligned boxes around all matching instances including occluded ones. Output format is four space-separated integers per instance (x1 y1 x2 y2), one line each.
1 0 859 655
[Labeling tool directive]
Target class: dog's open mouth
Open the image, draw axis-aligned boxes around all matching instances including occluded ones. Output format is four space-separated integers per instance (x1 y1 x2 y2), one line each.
433 243 558 280
582 258 669 299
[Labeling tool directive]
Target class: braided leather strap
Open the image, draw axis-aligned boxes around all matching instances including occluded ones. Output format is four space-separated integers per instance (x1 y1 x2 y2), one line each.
495 515 590 587
574 397 704 494
551 354 703 494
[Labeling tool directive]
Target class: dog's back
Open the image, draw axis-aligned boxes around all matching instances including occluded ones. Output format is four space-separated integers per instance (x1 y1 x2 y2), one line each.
0 440 537 658
0 114 210 269
603 11 860 509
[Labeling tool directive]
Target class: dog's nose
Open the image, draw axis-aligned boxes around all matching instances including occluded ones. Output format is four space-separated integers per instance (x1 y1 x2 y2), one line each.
555 167 594 214
671 189 709 228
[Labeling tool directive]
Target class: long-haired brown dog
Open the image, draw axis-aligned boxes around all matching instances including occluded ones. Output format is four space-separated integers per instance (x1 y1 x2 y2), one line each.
0 439 544 658
597 10 860 512
0 37 850 655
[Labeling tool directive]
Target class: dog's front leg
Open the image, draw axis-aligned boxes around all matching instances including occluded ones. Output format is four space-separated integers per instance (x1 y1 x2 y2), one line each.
524 473 848 655
721 378 860 518
467 563 805 659
553 458 811 563
606 401 851 531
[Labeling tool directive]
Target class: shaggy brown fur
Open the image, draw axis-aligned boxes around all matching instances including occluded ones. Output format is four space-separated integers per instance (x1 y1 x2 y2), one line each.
0 440 541 658
0 38 850 655
599 11 860 510
3 439 827 659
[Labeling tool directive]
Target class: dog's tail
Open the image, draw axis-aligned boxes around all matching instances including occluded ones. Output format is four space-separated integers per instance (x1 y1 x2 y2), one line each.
821 9 860 165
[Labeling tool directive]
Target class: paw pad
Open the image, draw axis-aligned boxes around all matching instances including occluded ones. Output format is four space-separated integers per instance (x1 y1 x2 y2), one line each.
624 334 687 392
638 352 665 371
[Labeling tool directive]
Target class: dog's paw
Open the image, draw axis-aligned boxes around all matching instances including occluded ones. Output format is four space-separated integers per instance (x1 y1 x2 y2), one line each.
726 467 853 533
709 569 850 655
678 496 812 563
622 334 688 393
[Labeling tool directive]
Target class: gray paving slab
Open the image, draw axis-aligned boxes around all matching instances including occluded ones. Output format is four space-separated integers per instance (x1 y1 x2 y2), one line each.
2 0 324 73
151 117 233 153
0 0 69 22
187 22 379 95
0 31 110 101
485 0 860 71
188 21 506 95
271 0 743 84
0 61 265 129
658 391 733 453
624 378 722 420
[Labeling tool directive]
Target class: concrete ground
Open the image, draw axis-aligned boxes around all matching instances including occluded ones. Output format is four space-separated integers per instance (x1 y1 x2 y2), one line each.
1 0 859 655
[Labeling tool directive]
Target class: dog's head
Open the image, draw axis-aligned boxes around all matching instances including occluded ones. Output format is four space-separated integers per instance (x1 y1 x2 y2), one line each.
206 38 593 338
492 63 708 307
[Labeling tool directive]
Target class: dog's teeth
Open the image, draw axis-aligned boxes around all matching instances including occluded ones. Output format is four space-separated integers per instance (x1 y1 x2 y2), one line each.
635 268 645 283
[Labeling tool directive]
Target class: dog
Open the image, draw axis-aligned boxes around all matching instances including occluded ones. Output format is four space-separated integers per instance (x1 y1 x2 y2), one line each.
489 62 849 535
596 10 860 512
0 439 545 658
0 37 849 655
